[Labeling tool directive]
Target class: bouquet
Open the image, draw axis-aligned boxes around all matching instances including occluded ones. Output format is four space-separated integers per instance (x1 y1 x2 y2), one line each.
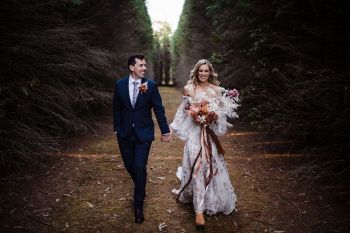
186 99 218 126
186 88 240 126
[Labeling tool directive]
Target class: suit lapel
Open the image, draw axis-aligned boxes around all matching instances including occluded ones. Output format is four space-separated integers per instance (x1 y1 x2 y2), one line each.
122 77 133 109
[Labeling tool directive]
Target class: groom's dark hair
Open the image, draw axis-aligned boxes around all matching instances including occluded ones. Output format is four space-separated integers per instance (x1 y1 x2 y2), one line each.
128 54 145 71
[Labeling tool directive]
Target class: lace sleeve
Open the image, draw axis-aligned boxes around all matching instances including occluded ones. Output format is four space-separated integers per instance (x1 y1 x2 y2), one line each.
169 96 194 141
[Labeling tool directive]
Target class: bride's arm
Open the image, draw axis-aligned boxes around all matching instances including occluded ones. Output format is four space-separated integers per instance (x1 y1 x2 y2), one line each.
169 85 192 132
183 86 190 96
169 95 192 141
183 84 195 97
214 86 226 107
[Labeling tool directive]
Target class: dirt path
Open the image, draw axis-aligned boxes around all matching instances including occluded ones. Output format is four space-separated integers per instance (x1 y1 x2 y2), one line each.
1 87 349 233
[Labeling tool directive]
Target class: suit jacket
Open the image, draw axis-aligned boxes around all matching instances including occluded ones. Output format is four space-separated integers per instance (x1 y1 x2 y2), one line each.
113 76 170 142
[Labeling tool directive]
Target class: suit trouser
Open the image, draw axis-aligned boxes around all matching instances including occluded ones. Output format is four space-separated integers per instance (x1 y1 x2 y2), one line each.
117 130 152 209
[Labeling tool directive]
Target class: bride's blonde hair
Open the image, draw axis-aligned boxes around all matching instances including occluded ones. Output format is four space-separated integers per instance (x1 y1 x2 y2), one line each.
188 59 220 86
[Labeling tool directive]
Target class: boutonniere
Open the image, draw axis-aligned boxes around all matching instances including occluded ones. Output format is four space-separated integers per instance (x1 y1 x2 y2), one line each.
139 81 148 94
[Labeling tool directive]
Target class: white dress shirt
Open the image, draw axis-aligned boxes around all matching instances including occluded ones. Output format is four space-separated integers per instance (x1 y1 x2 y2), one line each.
129 75 141 104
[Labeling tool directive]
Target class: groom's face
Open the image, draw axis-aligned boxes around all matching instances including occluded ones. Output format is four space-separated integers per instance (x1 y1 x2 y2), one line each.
130 58 147 79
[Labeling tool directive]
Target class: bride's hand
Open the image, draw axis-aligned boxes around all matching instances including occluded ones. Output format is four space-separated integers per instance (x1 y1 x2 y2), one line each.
161 133 171 142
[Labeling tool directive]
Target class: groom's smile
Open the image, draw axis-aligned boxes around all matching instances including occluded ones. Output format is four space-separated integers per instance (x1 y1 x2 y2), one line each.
130 58 147 79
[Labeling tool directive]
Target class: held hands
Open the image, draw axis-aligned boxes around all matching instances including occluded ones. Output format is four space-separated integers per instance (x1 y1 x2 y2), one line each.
161 128 173 142
161 133 172 142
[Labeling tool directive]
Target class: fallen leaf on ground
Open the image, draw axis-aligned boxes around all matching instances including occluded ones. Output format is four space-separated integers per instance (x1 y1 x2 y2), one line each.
149 179 157 184
86 202 94 208
171 188 179 195
159 222 167 231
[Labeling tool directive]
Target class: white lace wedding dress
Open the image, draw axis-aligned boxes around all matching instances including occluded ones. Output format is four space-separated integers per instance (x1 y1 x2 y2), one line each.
170 86 239 215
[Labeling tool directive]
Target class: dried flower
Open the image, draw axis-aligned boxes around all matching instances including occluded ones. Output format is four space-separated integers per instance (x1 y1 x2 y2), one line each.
139 81 148 94
186 99 218 126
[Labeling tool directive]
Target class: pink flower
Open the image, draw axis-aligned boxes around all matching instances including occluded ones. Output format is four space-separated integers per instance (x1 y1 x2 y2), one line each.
227 89 239 98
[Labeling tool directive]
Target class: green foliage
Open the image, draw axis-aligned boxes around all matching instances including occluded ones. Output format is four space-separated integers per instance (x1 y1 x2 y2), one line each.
170 0 215 87
171 0 192 63
71 0 83 5
0 0 154 174
131 0 153 48
66 0 83 9
204 0 350 157
169 0 350 177
154 22 172 49
66 0 83 16
152 22 172 84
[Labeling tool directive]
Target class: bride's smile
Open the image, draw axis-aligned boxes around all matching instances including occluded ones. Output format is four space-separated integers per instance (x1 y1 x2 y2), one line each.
197 64 210 83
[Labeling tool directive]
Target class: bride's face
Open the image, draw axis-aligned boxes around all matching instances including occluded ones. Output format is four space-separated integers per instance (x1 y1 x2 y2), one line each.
197 64 210 83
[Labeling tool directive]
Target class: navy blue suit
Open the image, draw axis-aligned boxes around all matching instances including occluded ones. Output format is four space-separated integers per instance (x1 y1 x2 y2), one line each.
113 76 170 208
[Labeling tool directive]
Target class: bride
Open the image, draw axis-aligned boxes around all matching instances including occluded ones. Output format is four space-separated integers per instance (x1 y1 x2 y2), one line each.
170 59 239 228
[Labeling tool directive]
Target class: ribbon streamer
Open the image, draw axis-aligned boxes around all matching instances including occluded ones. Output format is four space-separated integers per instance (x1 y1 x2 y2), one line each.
177 126 225 201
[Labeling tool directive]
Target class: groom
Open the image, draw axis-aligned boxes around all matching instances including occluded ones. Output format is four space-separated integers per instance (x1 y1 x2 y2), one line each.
113 54 171 224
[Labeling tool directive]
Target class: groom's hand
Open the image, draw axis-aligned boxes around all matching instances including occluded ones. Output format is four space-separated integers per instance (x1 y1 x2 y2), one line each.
161 133 171 142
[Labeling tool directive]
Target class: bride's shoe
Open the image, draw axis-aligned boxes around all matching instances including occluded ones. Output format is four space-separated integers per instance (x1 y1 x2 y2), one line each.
195 213 205 230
